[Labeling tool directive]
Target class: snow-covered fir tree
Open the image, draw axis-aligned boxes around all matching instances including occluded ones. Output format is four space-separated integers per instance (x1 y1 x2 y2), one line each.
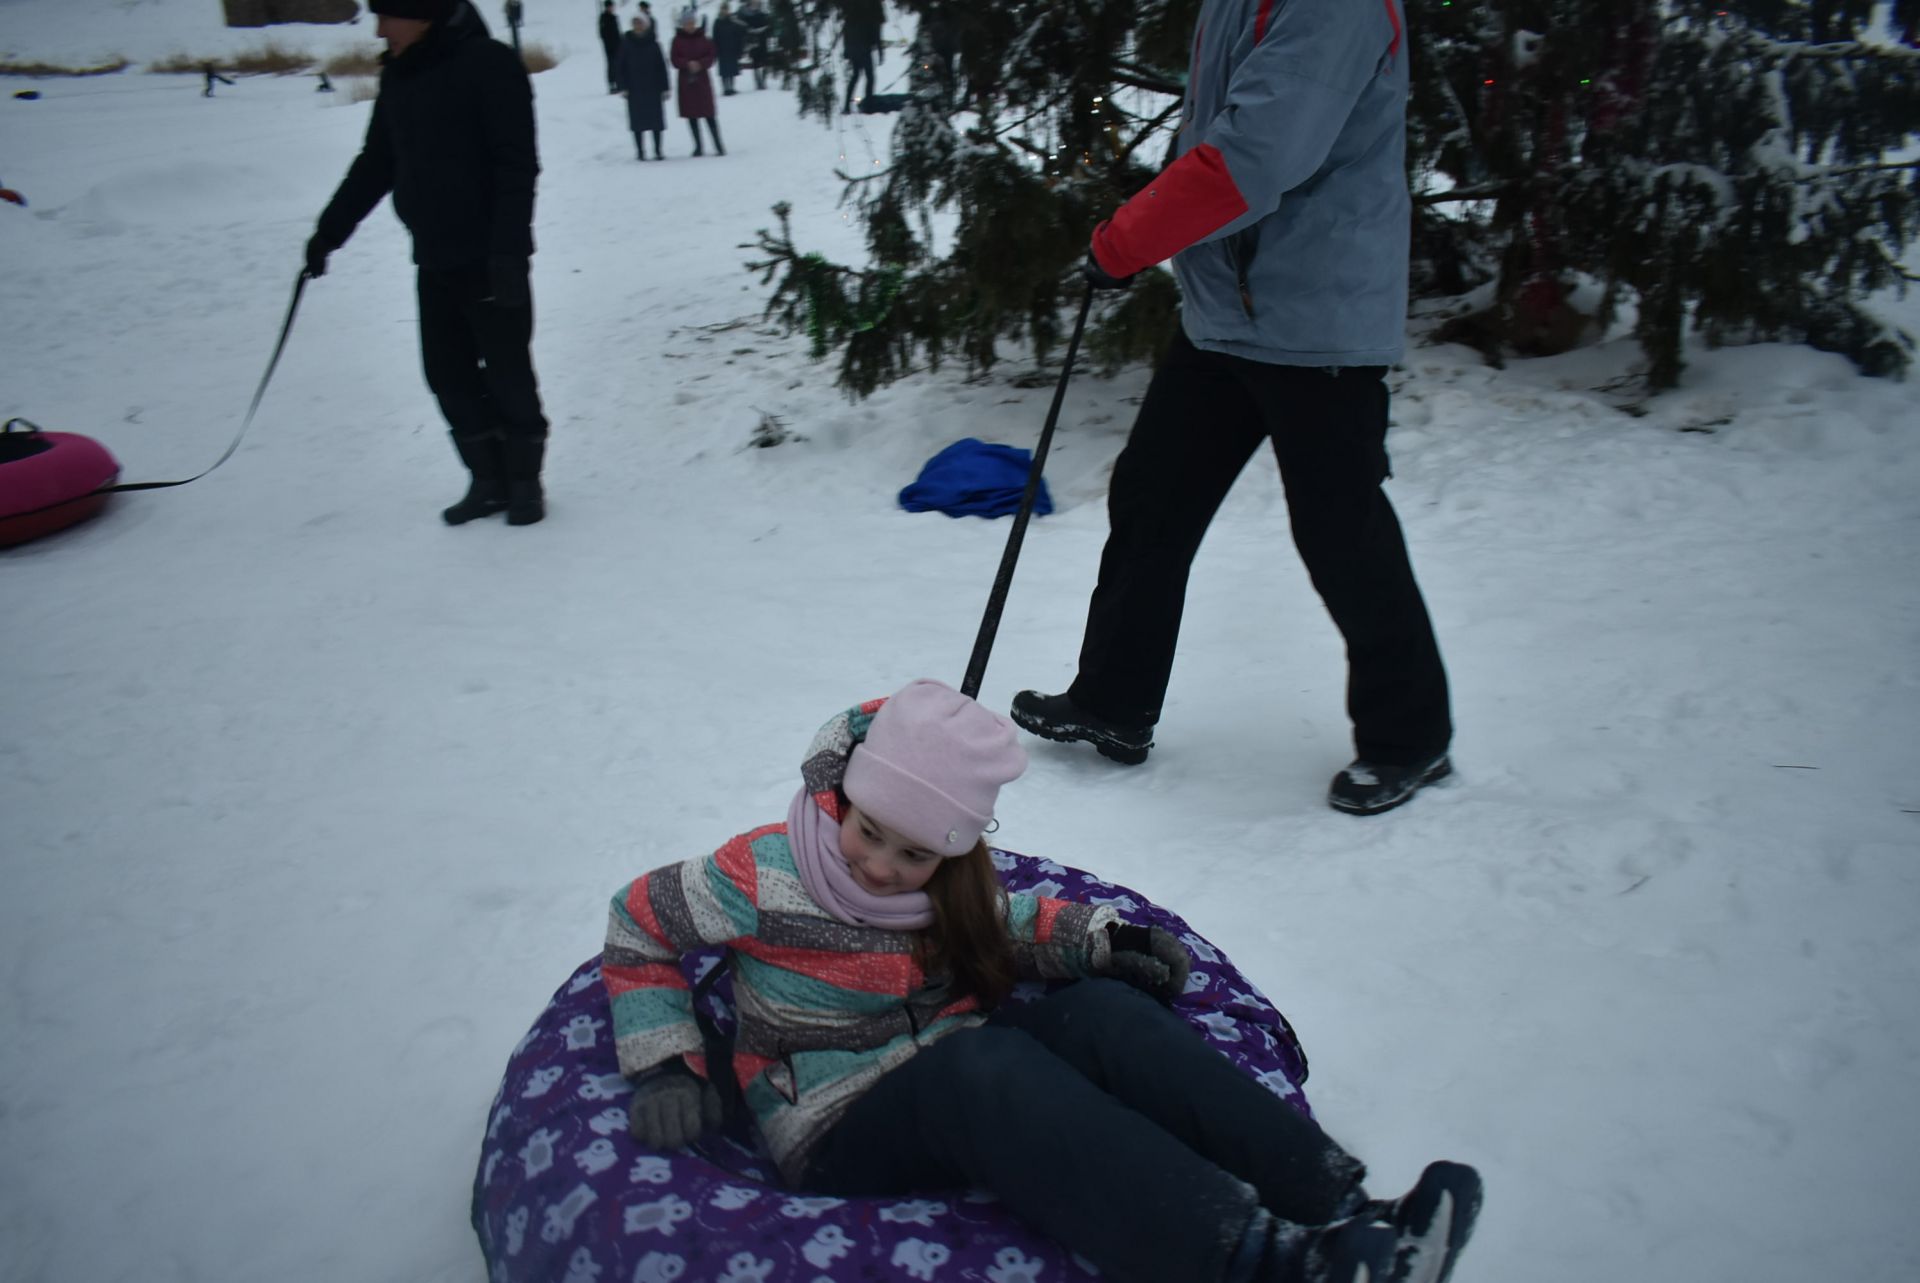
752 0 1919 396
1417 0 1920 386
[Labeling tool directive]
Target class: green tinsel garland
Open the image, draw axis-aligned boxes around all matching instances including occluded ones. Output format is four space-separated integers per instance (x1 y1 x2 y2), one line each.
798 253 905 357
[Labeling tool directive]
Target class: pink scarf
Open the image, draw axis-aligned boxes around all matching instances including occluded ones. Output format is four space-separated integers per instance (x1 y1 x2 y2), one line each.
786 785 934 931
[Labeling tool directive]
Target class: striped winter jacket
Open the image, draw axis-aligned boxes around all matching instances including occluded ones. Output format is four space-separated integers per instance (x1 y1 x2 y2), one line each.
1092 0 1411 366
604 698 1120 1183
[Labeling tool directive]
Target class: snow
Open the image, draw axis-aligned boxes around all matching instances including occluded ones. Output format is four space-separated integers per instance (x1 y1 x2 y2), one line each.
4 4 1920 1283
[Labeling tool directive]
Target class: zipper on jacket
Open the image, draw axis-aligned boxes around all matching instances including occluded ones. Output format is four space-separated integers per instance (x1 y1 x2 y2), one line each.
1228 233 1256 318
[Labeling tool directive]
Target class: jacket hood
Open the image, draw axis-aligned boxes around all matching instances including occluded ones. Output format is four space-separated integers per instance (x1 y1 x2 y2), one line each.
796 696 884 827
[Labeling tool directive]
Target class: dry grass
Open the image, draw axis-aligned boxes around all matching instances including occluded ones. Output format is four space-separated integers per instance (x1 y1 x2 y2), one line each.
320 40 556 79
149 43 313 75
0 57 131 77
321 47 382 77
344 77 378 104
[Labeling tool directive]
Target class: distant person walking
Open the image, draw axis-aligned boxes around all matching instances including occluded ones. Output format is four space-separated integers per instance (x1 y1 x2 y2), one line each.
712 1 746 96
202 62 236 97
616 13 671 160
304 0 550 526
738 0 771 88
670 7 724 156
599 0 623 92
840 0 881 113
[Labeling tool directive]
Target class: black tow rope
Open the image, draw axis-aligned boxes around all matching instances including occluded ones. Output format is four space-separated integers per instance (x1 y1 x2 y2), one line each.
1 268 309 530
959 282 1094 700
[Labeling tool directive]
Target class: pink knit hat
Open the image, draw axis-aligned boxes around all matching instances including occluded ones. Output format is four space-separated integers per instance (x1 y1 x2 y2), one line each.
843 679 1028 856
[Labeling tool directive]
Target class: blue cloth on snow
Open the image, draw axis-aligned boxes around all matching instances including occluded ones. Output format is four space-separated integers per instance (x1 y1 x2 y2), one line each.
898 437 1053 519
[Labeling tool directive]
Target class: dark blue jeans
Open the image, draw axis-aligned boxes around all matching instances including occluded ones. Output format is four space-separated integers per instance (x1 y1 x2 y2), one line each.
799 979 1364 1283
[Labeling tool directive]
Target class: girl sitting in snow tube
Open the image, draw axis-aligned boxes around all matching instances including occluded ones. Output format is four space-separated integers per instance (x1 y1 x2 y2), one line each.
473 681 1482 1283
0 419 119 548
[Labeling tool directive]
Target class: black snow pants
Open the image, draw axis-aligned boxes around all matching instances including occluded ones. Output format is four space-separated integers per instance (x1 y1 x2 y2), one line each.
416 262 548 480
799 978 1364 1283
1069 331 1451 766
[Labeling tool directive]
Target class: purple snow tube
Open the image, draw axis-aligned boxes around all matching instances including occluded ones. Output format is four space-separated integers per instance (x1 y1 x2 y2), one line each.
472 850 1313 1283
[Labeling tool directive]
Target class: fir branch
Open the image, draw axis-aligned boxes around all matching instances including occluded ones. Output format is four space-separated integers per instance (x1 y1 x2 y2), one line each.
1805 159 1920 180
1108 59 1184 96
1120 100 1185 165
1415 183 1515 206
1876 243 1920 283
1735 35 1920 63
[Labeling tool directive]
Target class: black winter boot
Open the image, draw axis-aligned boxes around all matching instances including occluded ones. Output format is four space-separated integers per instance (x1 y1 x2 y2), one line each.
707 119 725 155
1238 1211 1396 1283
1009 689 1153 765
1361 1162 1482 1283
506 480 544 526
689 120 704 156
443 479 508 525
502 436 546 526
1326 753 1452 816
444 434 508 525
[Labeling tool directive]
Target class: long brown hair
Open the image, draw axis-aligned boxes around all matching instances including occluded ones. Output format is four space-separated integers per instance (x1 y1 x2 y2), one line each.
917 841 1017 1008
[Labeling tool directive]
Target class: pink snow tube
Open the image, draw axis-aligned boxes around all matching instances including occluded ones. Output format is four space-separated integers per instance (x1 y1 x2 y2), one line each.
0 422 119 548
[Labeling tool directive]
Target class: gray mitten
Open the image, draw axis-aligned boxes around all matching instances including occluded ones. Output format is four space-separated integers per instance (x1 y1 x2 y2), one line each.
1105 923 1192 1002
627 1061 723 1150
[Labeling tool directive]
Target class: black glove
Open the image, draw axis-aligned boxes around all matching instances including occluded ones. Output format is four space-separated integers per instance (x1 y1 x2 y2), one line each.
488 254 531 308
1083 248 1133 291
304 234 333 280
627 1060 723 1149
1105 922 1191 1002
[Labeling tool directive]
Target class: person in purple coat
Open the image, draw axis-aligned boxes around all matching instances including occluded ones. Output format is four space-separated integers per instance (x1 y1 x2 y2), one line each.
669 6 724 155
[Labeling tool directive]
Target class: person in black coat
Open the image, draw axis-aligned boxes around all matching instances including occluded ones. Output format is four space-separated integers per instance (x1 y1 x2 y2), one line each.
711 2 746 95
305 0 550 526
738 0 772 88
599 0 623 92
617 14 671 159
840 0 881 113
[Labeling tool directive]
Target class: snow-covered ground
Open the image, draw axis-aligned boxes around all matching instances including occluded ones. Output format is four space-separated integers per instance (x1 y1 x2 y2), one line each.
4 3 1919 1282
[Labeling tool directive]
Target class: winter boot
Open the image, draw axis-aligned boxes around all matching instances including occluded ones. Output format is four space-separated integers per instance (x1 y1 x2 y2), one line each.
443 433 508 525
1010 689 1153 765
503 436 546 526
707 119 725 155
505 480 544 525
443 479 509 525
1359 1162 1483 1283
1236 1211 1397 1283
1326 753 1451 816
689 120 704 156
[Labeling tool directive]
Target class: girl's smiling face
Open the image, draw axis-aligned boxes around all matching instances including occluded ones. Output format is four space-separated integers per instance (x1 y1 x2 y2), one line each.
839 804 943 896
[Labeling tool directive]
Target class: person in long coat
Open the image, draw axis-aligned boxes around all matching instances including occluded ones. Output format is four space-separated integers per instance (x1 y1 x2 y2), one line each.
599 1 623 92
738 0 772 88
712 2 746 95
669 8 724 155
616 14 670 159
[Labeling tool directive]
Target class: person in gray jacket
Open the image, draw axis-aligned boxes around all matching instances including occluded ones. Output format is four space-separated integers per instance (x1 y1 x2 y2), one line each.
1013 0 1451 817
